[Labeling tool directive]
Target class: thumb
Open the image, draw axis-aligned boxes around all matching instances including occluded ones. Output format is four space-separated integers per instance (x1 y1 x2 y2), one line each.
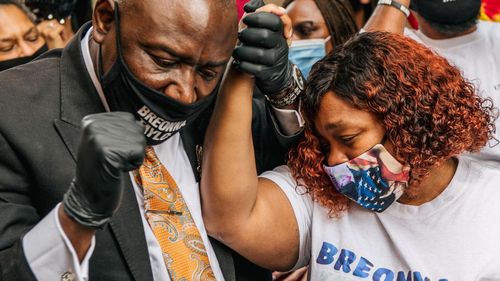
244 0 266 13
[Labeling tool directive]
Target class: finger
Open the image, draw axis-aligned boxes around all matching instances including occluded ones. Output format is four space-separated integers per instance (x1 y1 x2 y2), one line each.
50 24 65 35
272 271 288 279
233 45 278 65
244 0 265 13
37 20 59 32
45 25 65 41
252 5 292 40
255 3 286 16
234 60 264 76
282 267 308 281
243 12 283 32
106 142 145 172
125 142 147 170
239 27 280 48
280 14 293 40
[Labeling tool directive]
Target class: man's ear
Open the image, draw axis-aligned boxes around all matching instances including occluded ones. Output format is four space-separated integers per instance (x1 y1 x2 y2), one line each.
92 0 116 44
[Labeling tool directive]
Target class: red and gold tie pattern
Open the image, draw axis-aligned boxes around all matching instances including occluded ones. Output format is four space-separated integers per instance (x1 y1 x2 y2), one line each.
133 147 215 281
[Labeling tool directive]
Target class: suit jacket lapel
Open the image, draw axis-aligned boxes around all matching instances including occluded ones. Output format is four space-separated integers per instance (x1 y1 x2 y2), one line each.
110 178 154 281
54 23 154 281
54 22 104 160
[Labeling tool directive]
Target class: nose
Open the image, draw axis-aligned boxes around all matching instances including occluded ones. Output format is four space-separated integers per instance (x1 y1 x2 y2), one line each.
17 40 37 58
327 147 349 167
163 67 197 104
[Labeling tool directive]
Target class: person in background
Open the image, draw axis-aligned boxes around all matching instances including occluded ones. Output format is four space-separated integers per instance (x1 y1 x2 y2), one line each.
364 0 500 162
200 30 500 280
0 0 72 71
0 0 47 71
25 0 78 46
283 0 358 78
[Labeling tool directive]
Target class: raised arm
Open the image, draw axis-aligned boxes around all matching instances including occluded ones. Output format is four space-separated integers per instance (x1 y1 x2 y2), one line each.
200 6 301 271
201 63 299 271
363 0 410 34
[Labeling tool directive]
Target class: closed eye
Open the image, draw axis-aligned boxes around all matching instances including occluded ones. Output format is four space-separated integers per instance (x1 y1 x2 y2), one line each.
0 44 14 52
150 54 178 69
198 69 217 81
339 134 357 144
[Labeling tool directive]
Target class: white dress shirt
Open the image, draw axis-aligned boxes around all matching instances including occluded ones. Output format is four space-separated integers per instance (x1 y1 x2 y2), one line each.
22 27 304 281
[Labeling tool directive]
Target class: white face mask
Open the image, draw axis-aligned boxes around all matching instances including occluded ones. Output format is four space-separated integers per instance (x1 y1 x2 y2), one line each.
289 36 331 78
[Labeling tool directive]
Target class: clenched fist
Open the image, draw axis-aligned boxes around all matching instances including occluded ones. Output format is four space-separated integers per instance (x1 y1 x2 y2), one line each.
63 112 146 228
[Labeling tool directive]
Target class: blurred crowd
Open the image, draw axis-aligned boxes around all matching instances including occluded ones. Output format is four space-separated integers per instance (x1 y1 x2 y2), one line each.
0 0 499 281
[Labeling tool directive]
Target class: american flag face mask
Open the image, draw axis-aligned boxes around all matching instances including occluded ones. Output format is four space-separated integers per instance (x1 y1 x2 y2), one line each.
323 144 410 212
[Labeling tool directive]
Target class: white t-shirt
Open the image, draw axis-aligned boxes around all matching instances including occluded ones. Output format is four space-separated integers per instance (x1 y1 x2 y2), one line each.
260 157 500 281
405 21 500 162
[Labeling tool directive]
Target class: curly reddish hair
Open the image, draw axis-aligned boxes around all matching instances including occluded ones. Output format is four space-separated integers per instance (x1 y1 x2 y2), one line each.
288 31 497 216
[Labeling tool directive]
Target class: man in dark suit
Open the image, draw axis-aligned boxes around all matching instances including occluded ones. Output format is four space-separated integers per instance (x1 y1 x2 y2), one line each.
0 0 303 280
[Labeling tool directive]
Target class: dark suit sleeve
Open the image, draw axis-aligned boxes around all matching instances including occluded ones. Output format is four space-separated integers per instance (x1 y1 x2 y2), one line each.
251 92 303 175
0 132 39 281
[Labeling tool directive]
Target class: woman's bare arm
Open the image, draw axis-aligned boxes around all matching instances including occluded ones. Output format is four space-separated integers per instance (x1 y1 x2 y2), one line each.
201 64 300 271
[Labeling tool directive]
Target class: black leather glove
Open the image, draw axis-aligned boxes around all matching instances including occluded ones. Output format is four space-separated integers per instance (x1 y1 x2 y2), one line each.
233 0 293 95
63 112 146 228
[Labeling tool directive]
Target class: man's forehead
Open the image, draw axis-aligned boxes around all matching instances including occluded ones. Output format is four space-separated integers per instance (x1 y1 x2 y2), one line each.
129 0 235 33
125 0 237 64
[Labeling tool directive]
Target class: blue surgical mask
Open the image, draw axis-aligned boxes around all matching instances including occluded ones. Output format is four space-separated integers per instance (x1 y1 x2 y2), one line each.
288 36 331 78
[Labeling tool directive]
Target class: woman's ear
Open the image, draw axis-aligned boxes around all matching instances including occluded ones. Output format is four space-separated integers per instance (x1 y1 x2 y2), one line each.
92 0 115 44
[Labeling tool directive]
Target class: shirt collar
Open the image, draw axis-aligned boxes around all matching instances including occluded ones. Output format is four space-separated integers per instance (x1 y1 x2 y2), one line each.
81 27 110 112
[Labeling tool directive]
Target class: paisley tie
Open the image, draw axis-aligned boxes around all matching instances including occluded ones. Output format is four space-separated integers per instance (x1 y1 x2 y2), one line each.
133 146 215 281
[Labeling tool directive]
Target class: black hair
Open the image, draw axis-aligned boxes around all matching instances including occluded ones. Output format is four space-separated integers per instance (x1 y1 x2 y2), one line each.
424 17 478 36
348 0 377 22
283 0 358 48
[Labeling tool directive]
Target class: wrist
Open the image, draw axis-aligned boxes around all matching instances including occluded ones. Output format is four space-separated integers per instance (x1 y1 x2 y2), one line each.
256 61 293 95
58 206 95 261
266 64 304 108
62 179 112 229
377 0 410 17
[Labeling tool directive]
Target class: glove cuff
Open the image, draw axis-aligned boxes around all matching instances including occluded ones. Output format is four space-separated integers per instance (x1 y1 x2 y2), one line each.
62 179 111 229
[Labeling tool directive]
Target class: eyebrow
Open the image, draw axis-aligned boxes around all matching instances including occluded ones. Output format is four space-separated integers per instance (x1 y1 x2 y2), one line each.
143 43 228 68
324 120 352 131
23 27 36 38
0 27 36 43
0 37 14 43
293 21 315 28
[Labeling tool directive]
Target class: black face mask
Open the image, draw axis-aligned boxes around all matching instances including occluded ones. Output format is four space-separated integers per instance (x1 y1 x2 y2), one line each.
0 44 48 72
99 3 217 145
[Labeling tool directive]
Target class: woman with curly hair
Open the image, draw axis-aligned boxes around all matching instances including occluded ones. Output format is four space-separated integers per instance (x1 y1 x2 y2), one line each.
201 31 500 280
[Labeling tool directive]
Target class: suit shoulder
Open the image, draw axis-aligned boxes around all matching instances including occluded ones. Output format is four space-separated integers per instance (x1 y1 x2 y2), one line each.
0 49 62 92
0 50 62 120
